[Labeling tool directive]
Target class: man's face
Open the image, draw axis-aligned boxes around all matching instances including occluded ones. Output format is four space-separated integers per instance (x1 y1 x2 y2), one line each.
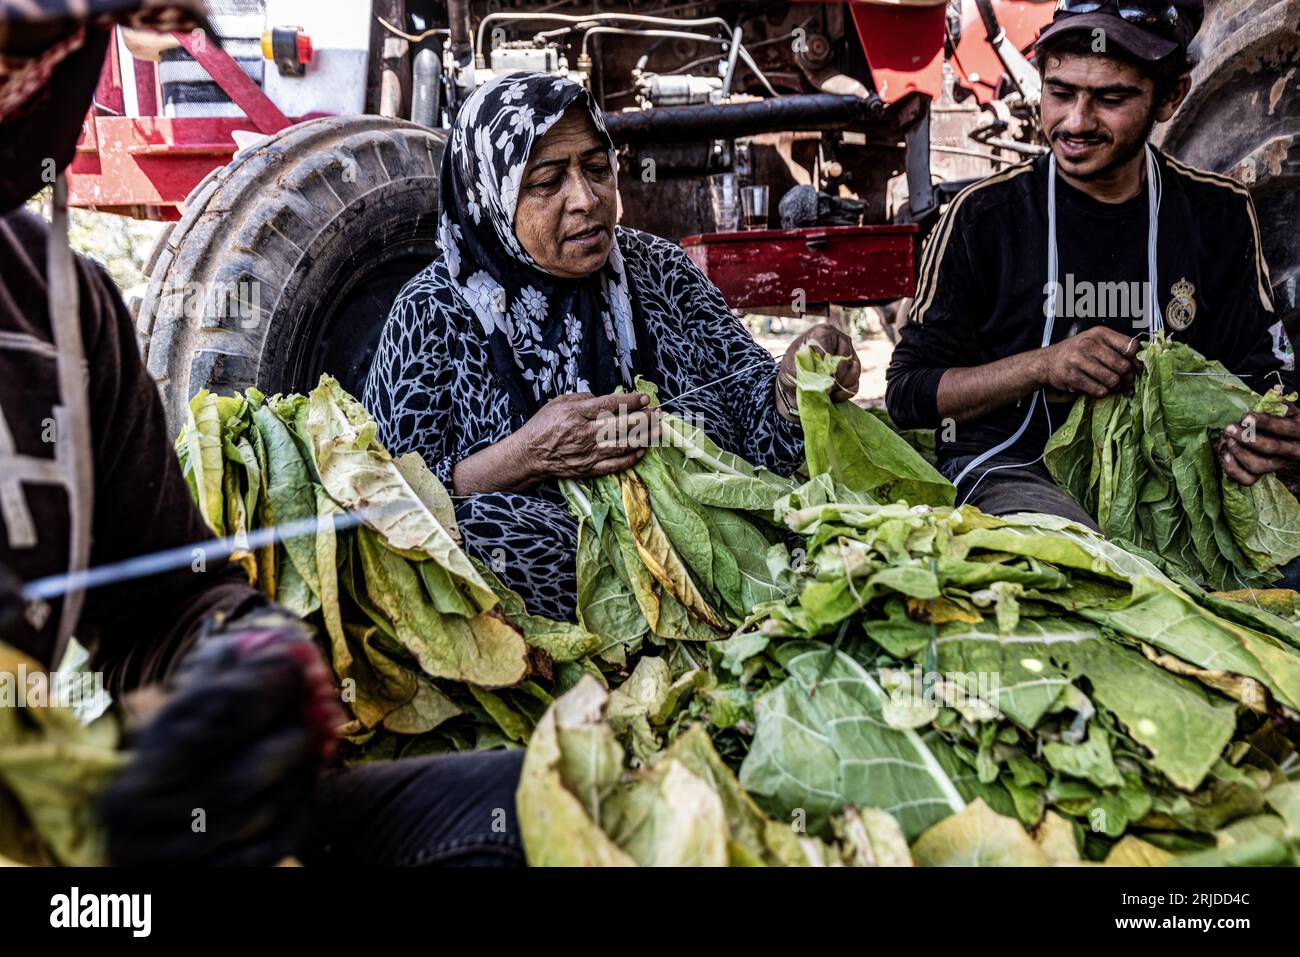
513 107 618 279
1040 52 1182 181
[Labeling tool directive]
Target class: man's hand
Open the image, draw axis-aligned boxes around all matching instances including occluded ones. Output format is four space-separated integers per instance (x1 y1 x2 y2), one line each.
1037 327 1140 399
1218 399 1300 487
778 323 861 413
100 613 342 866
517 391 658 481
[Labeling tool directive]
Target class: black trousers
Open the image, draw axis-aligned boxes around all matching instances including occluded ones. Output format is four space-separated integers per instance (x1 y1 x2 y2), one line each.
299 749 526 866
941 455 1101 530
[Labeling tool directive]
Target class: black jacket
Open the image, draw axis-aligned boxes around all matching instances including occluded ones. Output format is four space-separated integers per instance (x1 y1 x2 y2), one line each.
886 149 1295 467
0 210 257 692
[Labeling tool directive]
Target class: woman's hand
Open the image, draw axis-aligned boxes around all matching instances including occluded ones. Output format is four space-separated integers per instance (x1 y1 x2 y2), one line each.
452 392 657 493
522 391 658 479
776 323 861 419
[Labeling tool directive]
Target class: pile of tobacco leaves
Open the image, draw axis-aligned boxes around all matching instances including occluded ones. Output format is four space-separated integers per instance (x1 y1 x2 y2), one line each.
1045 336 1300 591
174 375 602 758
7 349 1300 866
518 350 1300 865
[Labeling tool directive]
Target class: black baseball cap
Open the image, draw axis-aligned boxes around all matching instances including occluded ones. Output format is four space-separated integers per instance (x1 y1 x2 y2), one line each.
1036 1 1204 62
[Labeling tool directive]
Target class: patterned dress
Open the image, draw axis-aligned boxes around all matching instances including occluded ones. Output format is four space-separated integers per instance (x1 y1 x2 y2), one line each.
364 225 803 621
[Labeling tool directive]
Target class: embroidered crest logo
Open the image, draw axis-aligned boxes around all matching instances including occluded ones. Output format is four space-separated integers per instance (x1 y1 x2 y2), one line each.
1166 277 1197 331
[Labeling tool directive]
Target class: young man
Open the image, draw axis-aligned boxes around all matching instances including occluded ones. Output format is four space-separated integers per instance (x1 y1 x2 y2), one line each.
886 2 1298 538
0 1 522 866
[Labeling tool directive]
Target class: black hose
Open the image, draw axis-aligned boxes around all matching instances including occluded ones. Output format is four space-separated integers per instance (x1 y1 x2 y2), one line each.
602 93 885 145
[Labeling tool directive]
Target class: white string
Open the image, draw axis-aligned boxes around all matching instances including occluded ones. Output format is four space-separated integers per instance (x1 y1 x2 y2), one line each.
22 508 382 603
956 145 1163 505
655 359 774 411
1146 145 1164 337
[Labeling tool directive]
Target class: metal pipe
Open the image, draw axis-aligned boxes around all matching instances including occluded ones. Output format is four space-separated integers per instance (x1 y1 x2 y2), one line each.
930 144 1016 165
448 0 473 65
720 25 743 97
476 12 732 62
562 26 779 98
579 26 722 60
602 93 884 145
736 46 779 98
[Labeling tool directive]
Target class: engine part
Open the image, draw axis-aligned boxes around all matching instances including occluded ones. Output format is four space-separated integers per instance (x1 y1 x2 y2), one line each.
640 74 723 107
261 26 312 78
490 45 560 74
475 12 733 66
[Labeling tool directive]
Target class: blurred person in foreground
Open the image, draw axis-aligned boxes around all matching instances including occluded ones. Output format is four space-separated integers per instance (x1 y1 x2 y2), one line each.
0 0 521 867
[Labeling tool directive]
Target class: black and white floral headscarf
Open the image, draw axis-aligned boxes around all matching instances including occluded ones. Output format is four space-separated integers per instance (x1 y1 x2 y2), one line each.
439 71 649 417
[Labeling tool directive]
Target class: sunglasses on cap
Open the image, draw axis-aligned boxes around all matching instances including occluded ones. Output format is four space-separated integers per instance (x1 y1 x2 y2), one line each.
1054 0 1182 38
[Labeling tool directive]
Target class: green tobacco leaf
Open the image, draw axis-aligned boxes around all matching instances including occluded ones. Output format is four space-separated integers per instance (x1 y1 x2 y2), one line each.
314 488 349 676
253 404 320 601
475 558 600 662
937 616 1236 791
180 390 228 536
517 678 638 866
910 799 1049 866
564 479 650 647
652 406 796 515
297 374 496 611
618 469 730 632
469 686 532 743
382 678 461 735
1104 835 1175 866
1045 337 1300 590
704 505 793 610
355 526 527 688
739 642 967 840
519 678 866 867
340 623 422 730
0 648 128 867
599 758 731 866
395 451 460 540
1080 574 1300 713
796 348 954 508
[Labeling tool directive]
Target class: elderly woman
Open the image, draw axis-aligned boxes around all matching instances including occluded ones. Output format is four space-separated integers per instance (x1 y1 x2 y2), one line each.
364 72 860 621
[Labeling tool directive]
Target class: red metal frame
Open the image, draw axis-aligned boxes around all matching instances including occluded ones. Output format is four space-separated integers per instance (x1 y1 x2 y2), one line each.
794 0 1054 105
848 3 949 103
950 0 1055 105
174 30 291 133
69 28 310 217
680 224 919 309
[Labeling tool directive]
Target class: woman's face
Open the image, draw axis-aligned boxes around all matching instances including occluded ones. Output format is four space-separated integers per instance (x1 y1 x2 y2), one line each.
514 107 617 279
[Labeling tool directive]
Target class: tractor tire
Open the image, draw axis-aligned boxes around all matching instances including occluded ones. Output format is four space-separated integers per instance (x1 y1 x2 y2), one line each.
1154 0 1300 337
136 115 446 438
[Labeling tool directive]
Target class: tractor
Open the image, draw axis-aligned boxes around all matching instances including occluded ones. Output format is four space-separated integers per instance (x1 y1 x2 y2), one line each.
65 0 1300 436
